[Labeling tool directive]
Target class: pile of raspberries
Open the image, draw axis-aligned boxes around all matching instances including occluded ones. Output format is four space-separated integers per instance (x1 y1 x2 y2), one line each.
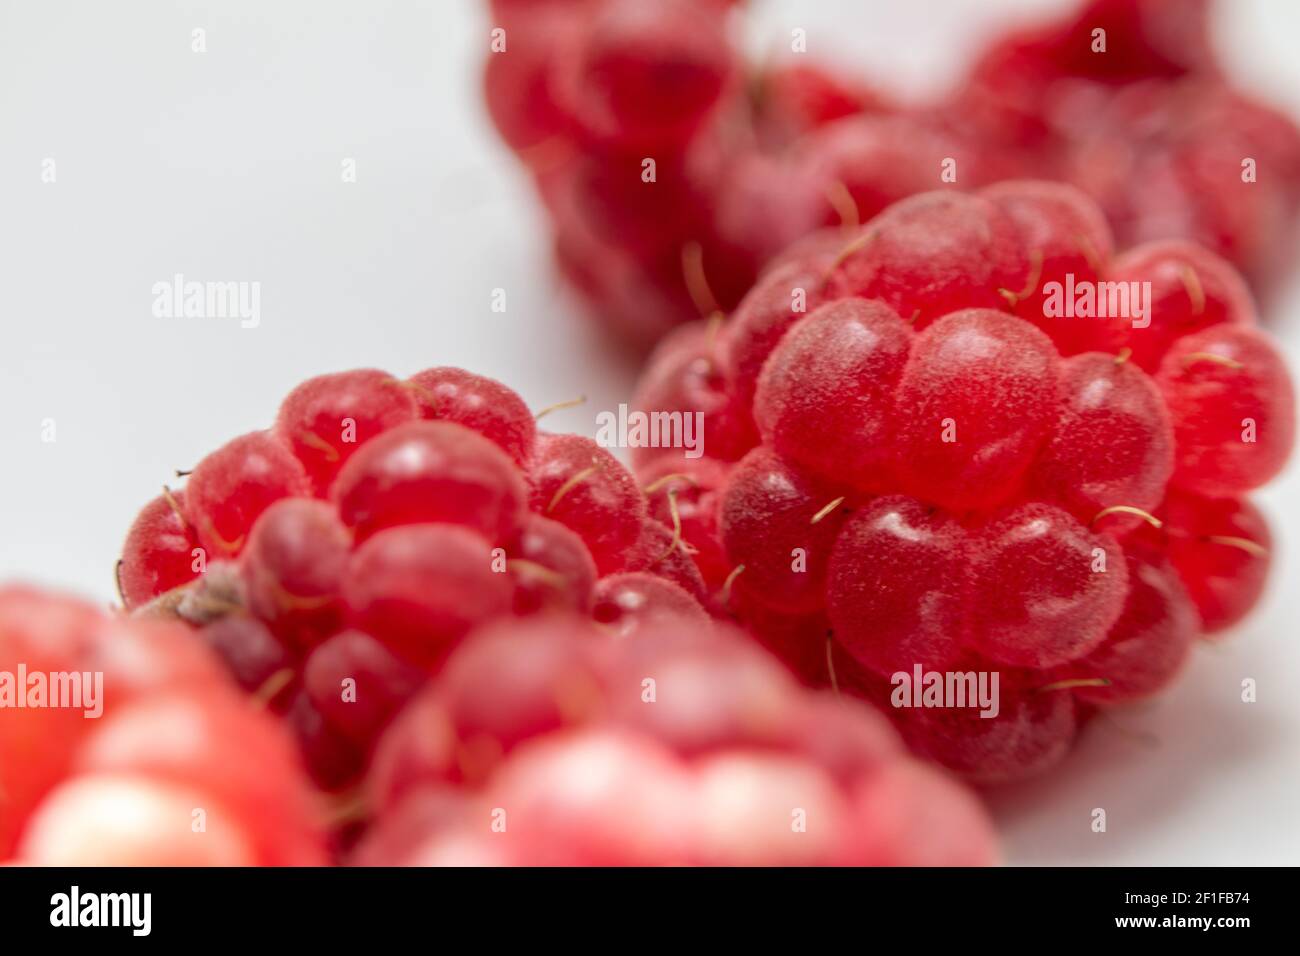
2 0 1296 868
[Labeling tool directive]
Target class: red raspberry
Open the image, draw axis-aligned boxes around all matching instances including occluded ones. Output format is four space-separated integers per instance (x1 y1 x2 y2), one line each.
118 366 708 795
0 587 325 865
118 488 200 608
549 0 736 151
1156 325 1296 495
359 612 996 865
630 184 1293 783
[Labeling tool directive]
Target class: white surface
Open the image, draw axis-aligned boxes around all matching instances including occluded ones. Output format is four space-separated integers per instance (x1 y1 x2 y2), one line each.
1 0 1297 865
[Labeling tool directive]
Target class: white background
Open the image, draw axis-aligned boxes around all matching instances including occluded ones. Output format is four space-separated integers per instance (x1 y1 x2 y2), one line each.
1 0 1297 865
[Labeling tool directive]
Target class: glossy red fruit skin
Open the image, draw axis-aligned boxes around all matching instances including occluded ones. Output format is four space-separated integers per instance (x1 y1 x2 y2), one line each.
362 612 998 866
1158 490 1272 634
967 503 1128 668
119 490 199 608
407 367 537 467
891 309 1060 511
1062 555 1197 703
980 179 1119 355
719 448 848 614
755 298 912 493
591 571 709 637
186 431 311 558
528 433 645 574
342 523 513 666
332 420 527 545
825 192 1025 328
482 7 576 155
196 614 293 701
0 591 165 856
1156 326 1296 495
275 369 419 494
630 321 757 471
369 616 606 803
797 115 990 231
1106 240 1256 372
620 517 707 601
71 689 326 865
847 761 1001 865
303 629 427 748
551 0 735 150
242 498 352 650
1032 352 1174 532
827 496 968 677
722 253 836 418
891 680 1079 786
639 457 730 592
507 513 598 615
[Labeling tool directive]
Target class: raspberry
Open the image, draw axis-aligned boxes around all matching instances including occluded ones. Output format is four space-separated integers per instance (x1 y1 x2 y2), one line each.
631 184 1292 782
1033 352 1174 531
826 193 1026 327
342 524 512 667
1157 489 1272 634
186 431 311 557
506 513 598 614
638 456 730 592
332 420 527 544
1156 325 1296 495
276 369 418 494
360 612 996 865
591 571 709 637
527 432 645 574
118 488 199 609
968 503 1129 669
119 366 705 796
981 180 1119 355
754 297 912 493
242 497 351 649
0 587 324 865
826 496 967 677
303 630 426 747
630 321 757 470
406 367 536 467
718 448 848 614
894 680 1080 787
550 0 735 151
892 309 1060 511
1107 241 1257 372
1059 554 1197 702
721 254 836 418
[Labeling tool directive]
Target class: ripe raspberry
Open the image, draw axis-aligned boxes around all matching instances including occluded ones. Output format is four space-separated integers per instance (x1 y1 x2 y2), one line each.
549 0 735 151
754 297 912 493
119 366 707 794
360 612 996 865
630 184 1292 783
332 420 527 544
276 369 418 494
1156 325 1296 495
118 488 200 608
186 431 311 557
0 587 325 865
